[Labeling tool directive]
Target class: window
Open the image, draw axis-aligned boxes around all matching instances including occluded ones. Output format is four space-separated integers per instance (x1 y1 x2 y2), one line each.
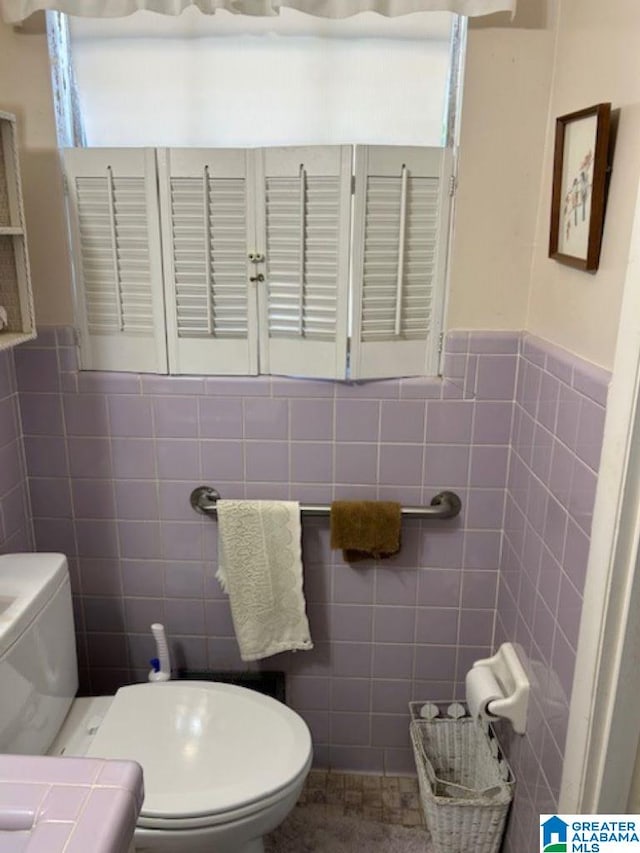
55 9 464 380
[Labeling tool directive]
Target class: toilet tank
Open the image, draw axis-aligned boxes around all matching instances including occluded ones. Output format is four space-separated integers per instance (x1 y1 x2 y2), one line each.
0 553 78 755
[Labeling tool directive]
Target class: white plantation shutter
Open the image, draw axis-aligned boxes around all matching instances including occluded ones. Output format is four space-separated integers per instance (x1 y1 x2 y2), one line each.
158 148 257 375
257 146 351 380
350 145 453 380
63 148 167 372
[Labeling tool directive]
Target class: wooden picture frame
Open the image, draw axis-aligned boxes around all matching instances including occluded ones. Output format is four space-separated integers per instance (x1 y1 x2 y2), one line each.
549 102 611 272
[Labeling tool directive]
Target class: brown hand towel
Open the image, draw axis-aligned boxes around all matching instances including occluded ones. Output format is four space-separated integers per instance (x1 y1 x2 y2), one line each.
330 500 402 563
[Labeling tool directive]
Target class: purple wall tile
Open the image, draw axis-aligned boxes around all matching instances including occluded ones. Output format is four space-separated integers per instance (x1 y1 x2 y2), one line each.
334 443 377 485
108 396 153 438
423 444 469 487
166 562 205 598
157 481 195 521
115 481 159 521
23 435 68 477
421 527 465 569
416 568 461 607
331 678 371 712
76 520 119 558
111 439 155 480
332 565 374 604
444 331 469 353
245 441 289 482
68 438 112 479
32 517 75 555
469 446 509 488
290 398 334 440
379 444 423 487
80 558 123 597
155 439 199 480
64 394 110 436
161 521 204 561
399 377 442 400
30 477 73 519
415 608 458 644
335 400 380 442
475 355 518 400
372 643 413 679
496 336 608 846
20 393 64 435
473 401 513 444
121 560 164 596
78 371 139 395
12 328 608 803
571 360 611 406
72 480 116 520
198 397 243 438
373 606 416 643
461 571 498 608
425 401 473 444
375 569 418 606
14 347 61 392
143 375 205 396
576 397 606 472
414 645 457 681
466 488 506 529
244 397 289 440
464 530 502 570
332 642 372 678
153 396 198 438
380 400 425 443
459 608 494 645
291 442 333 483
371 714 410 748
371 679 412 714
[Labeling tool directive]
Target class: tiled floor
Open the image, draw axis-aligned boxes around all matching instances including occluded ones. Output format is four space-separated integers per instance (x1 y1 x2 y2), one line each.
297 770 424 827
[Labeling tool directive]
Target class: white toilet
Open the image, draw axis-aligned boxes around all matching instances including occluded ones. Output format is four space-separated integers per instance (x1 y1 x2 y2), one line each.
0 553 312 853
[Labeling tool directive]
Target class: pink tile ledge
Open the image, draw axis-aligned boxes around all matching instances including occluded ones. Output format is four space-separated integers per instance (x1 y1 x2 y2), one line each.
0 755 144 853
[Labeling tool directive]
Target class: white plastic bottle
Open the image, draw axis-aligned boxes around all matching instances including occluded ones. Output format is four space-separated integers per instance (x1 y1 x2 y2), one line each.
148 623 171 682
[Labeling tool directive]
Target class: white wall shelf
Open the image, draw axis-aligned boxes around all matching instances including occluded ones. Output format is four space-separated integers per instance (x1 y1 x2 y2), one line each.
0 110 36 350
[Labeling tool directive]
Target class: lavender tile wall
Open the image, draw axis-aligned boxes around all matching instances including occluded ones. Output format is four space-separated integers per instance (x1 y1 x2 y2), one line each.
0 348 32 553
16 328 517 775
495 334 609 853
13 327 609 835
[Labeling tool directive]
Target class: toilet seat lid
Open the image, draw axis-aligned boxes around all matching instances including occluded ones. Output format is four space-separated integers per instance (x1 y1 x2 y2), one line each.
86 681 312 820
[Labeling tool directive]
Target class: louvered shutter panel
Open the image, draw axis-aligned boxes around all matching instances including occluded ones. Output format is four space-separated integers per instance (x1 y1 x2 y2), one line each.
158 148 257 376
350 146 453 380
256 146 351 380
63 148 167 373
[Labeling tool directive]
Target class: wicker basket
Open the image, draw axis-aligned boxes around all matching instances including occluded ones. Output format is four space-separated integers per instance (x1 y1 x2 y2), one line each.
409 705 514 853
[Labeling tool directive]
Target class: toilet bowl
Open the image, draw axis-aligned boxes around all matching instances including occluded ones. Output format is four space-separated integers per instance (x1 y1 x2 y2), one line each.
54 681 312 853
0 553 312 853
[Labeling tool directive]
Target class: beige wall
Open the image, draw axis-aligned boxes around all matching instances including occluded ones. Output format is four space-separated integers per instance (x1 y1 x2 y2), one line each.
526 0 640 369
0 19 73 326
446 25 556 331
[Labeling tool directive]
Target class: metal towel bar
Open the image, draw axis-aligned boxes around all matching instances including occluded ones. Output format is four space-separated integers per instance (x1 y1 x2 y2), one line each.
190 486 462 520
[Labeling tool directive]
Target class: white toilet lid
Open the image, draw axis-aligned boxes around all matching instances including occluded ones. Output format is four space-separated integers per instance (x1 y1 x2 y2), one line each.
86 681 312 820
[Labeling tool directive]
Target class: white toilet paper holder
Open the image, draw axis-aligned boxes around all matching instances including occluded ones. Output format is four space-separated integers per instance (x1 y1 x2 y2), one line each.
472 643 529 734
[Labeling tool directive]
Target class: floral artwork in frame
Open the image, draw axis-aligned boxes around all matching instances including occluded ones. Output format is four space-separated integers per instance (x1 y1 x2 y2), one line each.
548 102 611 272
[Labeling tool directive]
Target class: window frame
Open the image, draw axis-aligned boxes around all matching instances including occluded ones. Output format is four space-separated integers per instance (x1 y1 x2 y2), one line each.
51 11 467 381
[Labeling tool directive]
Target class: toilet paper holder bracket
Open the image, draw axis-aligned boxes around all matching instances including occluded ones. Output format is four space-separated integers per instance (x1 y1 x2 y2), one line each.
472 643 529 735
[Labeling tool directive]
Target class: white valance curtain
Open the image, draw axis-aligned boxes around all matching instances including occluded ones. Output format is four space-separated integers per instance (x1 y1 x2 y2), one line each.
1 0 515 24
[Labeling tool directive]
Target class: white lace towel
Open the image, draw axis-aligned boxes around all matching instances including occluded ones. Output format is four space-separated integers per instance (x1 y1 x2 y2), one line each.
216 500 313 661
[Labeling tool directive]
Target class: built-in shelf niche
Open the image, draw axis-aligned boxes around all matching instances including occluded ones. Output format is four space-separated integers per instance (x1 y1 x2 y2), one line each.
0 110 35 350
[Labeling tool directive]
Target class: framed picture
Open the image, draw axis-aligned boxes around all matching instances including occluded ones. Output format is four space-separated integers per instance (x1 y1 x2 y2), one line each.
549 102 611 272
